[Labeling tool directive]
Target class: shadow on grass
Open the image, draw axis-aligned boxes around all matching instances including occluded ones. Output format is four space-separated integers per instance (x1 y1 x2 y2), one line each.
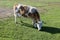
18 22 60 34
41 26 60 34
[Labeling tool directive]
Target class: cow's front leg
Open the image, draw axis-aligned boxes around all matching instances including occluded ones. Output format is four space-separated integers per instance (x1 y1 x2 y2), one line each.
17 13 24 23
14 14 17 24
14 13 19 24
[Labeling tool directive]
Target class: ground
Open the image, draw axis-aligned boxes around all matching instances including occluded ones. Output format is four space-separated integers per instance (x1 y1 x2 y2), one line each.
0 0 60 40
0 8 13 18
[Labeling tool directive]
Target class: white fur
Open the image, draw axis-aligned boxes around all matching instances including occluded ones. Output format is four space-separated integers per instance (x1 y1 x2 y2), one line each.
17 13 21 17
28 6 37 13
37 21 42 31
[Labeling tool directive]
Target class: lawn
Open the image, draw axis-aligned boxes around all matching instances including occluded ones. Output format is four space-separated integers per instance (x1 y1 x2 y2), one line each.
0 0 60 40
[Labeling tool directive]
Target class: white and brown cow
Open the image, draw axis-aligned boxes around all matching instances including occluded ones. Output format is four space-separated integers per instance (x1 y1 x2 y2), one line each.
13 4 42 31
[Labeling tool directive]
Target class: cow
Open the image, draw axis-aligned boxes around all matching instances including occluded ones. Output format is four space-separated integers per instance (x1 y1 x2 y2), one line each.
13 4 42 31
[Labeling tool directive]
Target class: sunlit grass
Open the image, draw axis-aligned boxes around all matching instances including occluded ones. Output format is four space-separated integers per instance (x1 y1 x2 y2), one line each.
0 0 60 40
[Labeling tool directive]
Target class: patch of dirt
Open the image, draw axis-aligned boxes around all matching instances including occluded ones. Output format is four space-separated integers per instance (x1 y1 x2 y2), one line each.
47 2 60 6
0 8 13 18
0 2 60 18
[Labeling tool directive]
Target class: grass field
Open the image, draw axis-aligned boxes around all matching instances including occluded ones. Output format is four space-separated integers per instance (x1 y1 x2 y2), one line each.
0 0 60 40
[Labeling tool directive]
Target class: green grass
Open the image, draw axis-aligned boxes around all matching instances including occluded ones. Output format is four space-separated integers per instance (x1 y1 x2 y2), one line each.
0 0 60 40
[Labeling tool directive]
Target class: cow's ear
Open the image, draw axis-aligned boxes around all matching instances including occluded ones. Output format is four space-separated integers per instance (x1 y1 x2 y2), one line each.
20 6 24 11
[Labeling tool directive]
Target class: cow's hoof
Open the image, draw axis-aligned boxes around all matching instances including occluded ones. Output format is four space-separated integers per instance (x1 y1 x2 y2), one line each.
20 21 24 23
38 28 41 31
